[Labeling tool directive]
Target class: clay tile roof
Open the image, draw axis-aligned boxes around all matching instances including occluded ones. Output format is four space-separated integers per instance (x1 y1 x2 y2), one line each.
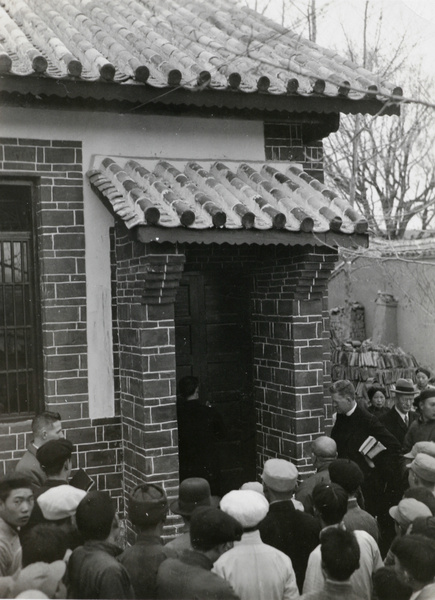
87 157 368 239
0 0 402 112
370 237 435 258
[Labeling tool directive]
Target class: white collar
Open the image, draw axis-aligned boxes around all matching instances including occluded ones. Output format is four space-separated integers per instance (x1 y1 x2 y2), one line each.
345 403 357 417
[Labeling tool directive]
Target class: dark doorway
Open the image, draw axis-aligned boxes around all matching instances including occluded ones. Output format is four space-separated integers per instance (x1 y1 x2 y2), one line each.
175 270 256 495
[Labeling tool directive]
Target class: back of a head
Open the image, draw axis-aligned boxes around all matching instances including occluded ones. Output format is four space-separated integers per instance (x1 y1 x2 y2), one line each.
36 439 73 478
128 482 168 528
403 486 435 515
329 380 355 400
0 473 33 502
411 516 435 540
178 376 199 400
312 436 337 460
329 459 364 495
190 506 243 552
391 534 435 584
372 567 412 600
21 524 68 567
312 482 348 525
320 528 360 581
32 412 61 436
76 491 115 541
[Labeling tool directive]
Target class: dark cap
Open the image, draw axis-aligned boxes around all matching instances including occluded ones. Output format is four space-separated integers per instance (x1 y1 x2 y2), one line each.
76 491 115 540
190 506 243 551
416 368 431 378
128 482 168 527
36 439 74 469
171 478 214 517
329 459 364 494
414 389 435 408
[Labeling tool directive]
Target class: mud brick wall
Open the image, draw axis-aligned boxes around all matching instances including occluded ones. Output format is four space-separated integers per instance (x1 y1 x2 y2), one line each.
0 137 122 507
252 246 337 476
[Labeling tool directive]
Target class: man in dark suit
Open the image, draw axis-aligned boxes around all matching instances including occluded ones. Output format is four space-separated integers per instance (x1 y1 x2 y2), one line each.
380 378 418 446
330 380 402 522
258 458 321 592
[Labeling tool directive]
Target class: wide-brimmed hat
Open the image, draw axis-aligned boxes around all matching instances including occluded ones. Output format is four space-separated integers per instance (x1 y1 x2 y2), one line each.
171 478 218 516
391 379 418 396
414 389 435 408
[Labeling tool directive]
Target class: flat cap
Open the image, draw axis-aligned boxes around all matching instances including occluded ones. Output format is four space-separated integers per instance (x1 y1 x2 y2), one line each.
407 453 435 482
36 439 73 469
389 498 432 529
240 482 265 496
404 441 435 460
262 458 298 492
220 489 269 528
190 507 243 550
128 482 168 527
37 484 86 521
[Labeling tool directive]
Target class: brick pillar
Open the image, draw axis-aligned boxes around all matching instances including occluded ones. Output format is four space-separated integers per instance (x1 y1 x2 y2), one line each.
114 229 185 525
253 247 337 475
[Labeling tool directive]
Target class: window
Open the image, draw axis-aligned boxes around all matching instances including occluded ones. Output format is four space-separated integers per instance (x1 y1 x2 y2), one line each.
264 122 304 161
0 183 42 418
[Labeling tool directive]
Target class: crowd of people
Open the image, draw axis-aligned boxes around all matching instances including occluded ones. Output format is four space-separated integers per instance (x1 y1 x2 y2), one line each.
1 374 435 599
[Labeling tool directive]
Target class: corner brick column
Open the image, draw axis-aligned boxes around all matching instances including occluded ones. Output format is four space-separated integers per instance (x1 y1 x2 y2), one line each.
114 229 185 526
253 247 337 475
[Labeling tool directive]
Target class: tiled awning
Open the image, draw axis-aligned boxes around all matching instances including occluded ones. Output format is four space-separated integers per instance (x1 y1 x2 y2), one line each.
0 0 402 114
87 158 368 246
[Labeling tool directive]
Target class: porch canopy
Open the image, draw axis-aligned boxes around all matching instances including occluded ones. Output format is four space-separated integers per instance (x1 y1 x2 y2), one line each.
88 157 369 249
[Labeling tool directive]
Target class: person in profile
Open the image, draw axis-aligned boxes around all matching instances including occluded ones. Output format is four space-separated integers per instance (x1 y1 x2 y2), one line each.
176 376 225 495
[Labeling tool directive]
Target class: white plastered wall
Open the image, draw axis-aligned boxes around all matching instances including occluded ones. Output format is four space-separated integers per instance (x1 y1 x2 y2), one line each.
0 107 265 418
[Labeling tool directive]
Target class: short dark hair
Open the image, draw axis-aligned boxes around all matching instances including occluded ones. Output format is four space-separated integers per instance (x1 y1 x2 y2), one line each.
320 528 360 581
190 507 243 551
367 385 386 401
329 459 364 495
76 491 116 541
411 516 435 540
0 474 33 502
32 411 62 436
312 482 348 525
329 380 355 400
178 376 199 400
21 524 68 567
372 567 412 600
391 534 435 584
403 486 435 514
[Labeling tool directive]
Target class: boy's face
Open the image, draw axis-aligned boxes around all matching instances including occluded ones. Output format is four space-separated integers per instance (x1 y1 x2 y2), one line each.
0 487 34 529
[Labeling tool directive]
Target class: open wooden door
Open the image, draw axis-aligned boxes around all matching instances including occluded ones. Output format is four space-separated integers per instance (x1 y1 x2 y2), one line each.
175 271 256 494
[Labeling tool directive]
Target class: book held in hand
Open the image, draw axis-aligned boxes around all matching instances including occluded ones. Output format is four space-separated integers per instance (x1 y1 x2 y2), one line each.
70 468 94 491
358 435 387 468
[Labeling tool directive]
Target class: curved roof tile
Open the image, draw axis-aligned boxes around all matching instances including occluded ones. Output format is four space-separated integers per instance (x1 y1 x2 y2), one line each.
0 0 402 106
87 158 368 236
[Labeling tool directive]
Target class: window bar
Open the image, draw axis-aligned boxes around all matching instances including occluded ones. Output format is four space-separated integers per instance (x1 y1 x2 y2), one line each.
12 242 19 414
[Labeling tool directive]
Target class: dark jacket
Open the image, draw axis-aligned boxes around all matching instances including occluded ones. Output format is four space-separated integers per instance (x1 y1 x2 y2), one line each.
403 418 435 453
157 549 239 600
380 407 418 446
67 540 134 599
295 464 332 515
118 533 166 600
258 499 321 592
331 405 402 476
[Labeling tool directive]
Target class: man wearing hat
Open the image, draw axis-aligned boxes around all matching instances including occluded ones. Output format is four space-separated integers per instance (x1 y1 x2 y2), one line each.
404 389 435 453
389 498 432 537
213 489 299 600
157 507 242 599
118 483 168 599
407 453 435 495
164 477 217 558
380 378 418 445
258 458 320 592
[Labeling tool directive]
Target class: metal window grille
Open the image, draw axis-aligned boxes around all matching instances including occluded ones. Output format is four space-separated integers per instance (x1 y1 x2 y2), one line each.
0 184 41 418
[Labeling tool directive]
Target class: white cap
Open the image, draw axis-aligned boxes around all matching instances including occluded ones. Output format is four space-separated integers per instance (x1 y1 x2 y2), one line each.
240 482 265 496
220 489 269 528
14 560 66 599
37 484 87 520
262 458 298 492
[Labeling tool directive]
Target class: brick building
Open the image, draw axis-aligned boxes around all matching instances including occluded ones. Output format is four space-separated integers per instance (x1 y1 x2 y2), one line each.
0 0 400 526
